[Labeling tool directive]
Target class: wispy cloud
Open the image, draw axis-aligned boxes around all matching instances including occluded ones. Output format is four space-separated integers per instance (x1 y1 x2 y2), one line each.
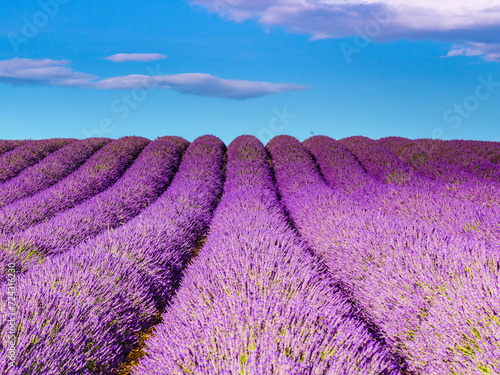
190 0 500 61
0 58 309 99
446 42 500 62
105 53 168 62
0 58 96 86
94 73 309 99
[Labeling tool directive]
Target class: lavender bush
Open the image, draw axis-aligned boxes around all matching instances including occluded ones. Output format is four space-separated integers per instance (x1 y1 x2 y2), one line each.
0 140 27 156
0 136 189 278
0 136 149 235
0 134 497 375
462 139 500 165
134 135 404 374
378 137 500 208
0 138 110 208
418 139 500 182
332 136 499 243
268 135 500 375
0 138 74 183
0 135 225 374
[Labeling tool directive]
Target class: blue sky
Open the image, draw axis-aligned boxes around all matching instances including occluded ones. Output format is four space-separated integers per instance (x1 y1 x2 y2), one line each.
1 0 499 144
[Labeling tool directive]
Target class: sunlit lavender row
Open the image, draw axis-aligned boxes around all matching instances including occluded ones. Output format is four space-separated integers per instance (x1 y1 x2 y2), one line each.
0 136 148 236
134 135 403 374
0 139 74 183
0 135 225 374
0 138 110 208
0 135 498 374
0 136 188 279
270 136 499 374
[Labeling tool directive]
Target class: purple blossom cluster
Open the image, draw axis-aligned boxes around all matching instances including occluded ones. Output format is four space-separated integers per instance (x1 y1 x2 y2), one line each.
302 135 387 203
418 139 500 182
339 136 414 185
303 135 373 191
0 136 149 236
0 133 497 374
462 139 500 165
0 138 110 208
269 135 500 374
0 136 189 277
378 137 500 208
134 135 403 374
316 136 500 244
0 135 225 374
0 138 74 183
0 140 27 157
378 137 474 183
311 135 500 246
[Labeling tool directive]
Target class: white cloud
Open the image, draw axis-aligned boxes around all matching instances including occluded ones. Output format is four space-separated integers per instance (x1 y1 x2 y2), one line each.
90 73 309 99
192 0 500 32
0 58 96 86
446 42 500 62
105 53 168 62
190 0 500 60
0 58 309 99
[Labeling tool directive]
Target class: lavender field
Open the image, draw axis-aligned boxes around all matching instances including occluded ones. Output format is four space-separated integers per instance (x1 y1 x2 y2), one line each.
0 135 499 375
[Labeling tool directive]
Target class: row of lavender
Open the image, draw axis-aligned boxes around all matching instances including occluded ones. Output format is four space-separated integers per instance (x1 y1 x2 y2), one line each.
0 136 189 279
0 135 498 374
0 136 149 236
131 135 498 374
133 135 403 374
377 137 500 208
0 141 27 156
295 136 499 374
383 137 500 182
313 136 499 247
0 139 74 183
0 138 110 208
0 135 225 373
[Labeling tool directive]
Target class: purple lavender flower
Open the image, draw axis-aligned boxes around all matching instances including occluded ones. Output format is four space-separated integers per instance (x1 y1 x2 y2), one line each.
0 135 225 374
268 135 500 374
134 135 403 374
0 138 74 183
0 136 189 278
0 140 27 156
0 138 110 208
0 136 149 235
